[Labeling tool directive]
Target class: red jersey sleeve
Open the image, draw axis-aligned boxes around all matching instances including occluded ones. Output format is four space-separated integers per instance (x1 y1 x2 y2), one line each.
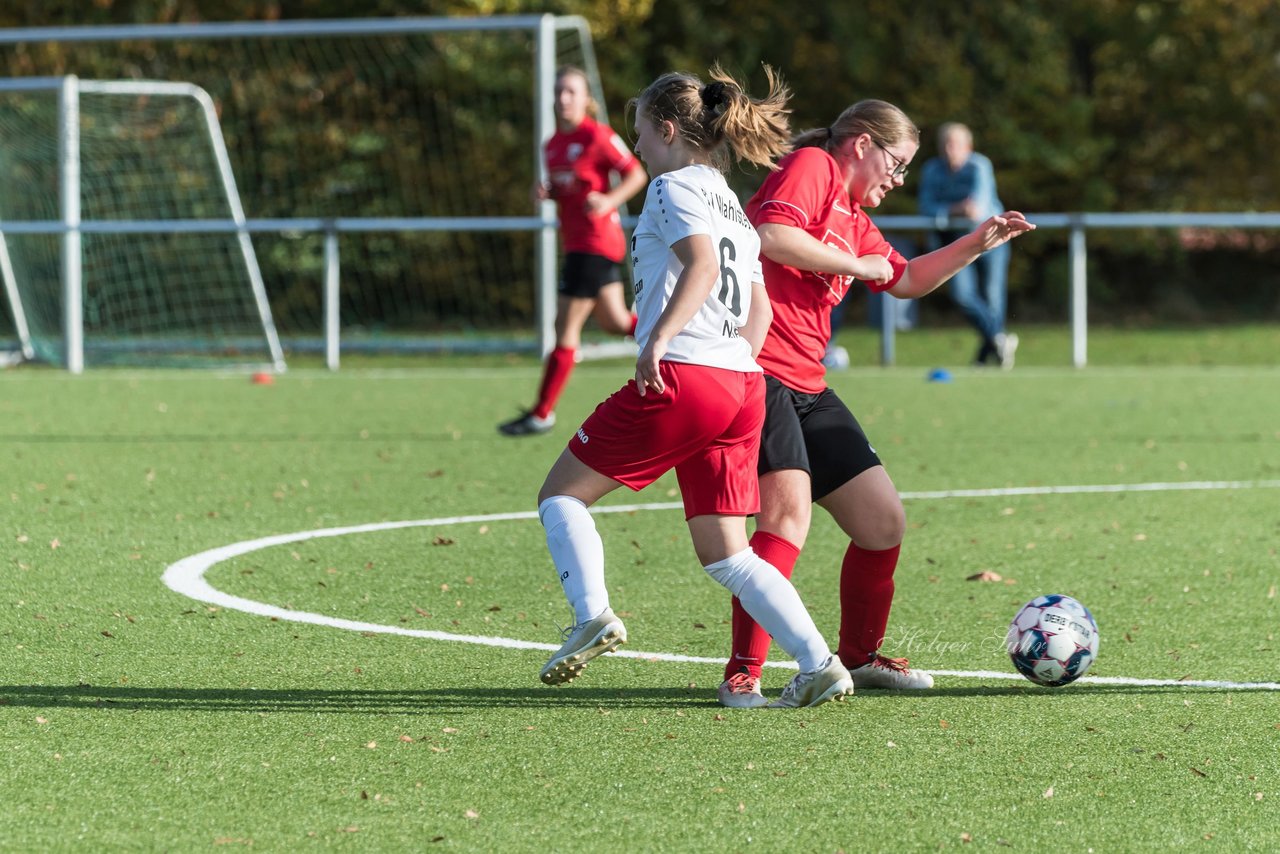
747 147 837 229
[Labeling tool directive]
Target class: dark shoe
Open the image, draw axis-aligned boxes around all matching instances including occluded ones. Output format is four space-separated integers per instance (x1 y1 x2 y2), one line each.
498 410 555 437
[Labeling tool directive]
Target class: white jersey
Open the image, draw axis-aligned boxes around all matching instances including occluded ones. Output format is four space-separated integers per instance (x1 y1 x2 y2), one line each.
630 164 763 372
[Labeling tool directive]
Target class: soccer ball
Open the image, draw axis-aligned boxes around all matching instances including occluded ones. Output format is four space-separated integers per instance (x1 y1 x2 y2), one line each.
1006 594 1099 687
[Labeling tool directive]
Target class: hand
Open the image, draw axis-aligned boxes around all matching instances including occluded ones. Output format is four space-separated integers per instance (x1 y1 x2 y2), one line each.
635 338 668 397
851 253 894 285
974 210 1036 250
531 181 551 205
583 191 614 217
949 199 980 221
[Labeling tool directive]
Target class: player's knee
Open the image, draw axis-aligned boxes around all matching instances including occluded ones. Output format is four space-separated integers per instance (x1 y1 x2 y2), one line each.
858 505 905 550
757 510 810 549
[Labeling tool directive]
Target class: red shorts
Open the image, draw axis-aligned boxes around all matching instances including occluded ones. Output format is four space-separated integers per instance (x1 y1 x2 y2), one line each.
568 361 764 519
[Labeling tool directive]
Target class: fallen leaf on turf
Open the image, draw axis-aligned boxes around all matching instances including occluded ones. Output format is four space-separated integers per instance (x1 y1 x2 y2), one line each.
432 536 454 546
464 810 479 820
961 832 973 843
442 727 458 734
1043 786 1054 798
399 735 414 743
966 571 1002 582
1190 766 1207 777
35 716 48 724
365 741 377 749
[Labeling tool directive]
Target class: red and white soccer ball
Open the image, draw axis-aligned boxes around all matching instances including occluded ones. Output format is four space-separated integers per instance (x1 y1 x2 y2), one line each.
1006 594 1100 687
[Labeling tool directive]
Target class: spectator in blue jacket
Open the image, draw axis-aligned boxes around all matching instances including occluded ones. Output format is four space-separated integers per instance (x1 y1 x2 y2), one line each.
918 123 1017 367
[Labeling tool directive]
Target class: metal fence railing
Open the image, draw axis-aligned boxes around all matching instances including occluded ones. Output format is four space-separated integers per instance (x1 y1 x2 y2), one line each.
4 211 1279 370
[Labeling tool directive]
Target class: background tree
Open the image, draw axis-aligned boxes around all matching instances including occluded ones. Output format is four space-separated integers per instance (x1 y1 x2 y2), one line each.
2 0 1276 323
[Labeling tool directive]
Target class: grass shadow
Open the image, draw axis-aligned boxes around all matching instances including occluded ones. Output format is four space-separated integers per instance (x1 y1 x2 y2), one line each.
1 680 1255 714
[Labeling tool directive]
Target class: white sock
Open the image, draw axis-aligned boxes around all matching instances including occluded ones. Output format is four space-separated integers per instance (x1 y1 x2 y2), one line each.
539 495 609 625
703 547 830 673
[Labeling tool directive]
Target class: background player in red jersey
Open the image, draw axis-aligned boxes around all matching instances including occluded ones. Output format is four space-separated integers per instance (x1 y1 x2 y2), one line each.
499 66 649 437
718 99 1035 707
536 65 854 708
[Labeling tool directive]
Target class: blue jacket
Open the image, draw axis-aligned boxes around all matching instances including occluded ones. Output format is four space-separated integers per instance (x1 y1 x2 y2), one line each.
918 152 1002 223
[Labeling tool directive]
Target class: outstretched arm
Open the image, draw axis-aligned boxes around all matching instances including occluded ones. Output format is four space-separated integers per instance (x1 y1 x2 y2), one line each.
757 222 894 285
888 211 1035 299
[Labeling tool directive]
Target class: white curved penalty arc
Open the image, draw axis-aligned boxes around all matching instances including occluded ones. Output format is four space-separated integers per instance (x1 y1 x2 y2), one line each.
162 485 1280 692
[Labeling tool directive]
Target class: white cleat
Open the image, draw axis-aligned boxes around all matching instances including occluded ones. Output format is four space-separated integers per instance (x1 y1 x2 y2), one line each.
768 657 854 708
849 654 934 690
717 670 770 709
539 608 626 685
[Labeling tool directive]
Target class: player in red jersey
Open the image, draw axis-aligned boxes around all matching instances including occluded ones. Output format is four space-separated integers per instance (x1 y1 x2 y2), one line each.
536 65 855 708
499 66 649 437
718 100 1035 707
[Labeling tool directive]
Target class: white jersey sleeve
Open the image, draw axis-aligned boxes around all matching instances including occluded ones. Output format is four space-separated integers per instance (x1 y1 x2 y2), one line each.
629 165 762 373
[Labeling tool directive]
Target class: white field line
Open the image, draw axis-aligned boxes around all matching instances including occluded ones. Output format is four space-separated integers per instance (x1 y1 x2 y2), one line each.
162 480 1280 691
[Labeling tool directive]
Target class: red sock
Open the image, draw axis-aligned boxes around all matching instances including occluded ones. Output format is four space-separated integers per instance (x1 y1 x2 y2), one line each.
532 346 576 420
836 542 900 668
626 314 638 336
724 531 801 681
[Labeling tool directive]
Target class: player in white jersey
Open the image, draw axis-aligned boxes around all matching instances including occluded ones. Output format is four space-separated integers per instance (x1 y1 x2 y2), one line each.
534 65 854 708
629 163 762 373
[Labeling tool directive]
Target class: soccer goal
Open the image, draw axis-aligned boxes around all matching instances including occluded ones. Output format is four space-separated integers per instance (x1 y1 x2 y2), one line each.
0 17 617 369
0 76 285 372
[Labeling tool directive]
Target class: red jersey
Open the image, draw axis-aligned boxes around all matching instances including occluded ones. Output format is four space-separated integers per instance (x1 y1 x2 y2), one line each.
544 116 640 262
746 147 909 393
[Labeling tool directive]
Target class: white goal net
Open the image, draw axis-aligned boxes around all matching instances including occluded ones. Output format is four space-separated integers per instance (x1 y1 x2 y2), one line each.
0 77 284 371
0 17 613 369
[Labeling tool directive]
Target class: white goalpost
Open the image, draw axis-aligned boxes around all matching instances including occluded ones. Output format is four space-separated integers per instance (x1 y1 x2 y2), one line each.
0 17 615 370
0 75 285 372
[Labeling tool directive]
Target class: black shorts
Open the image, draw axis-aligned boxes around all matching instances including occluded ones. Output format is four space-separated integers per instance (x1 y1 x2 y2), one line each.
559 252 623 299
758 375 883 502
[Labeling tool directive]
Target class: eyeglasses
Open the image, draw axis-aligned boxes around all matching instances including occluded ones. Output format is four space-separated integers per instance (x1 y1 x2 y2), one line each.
872 139 909 181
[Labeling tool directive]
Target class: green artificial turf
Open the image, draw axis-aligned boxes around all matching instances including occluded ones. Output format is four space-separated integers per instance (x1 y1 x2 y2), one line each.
2 328 1277 851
